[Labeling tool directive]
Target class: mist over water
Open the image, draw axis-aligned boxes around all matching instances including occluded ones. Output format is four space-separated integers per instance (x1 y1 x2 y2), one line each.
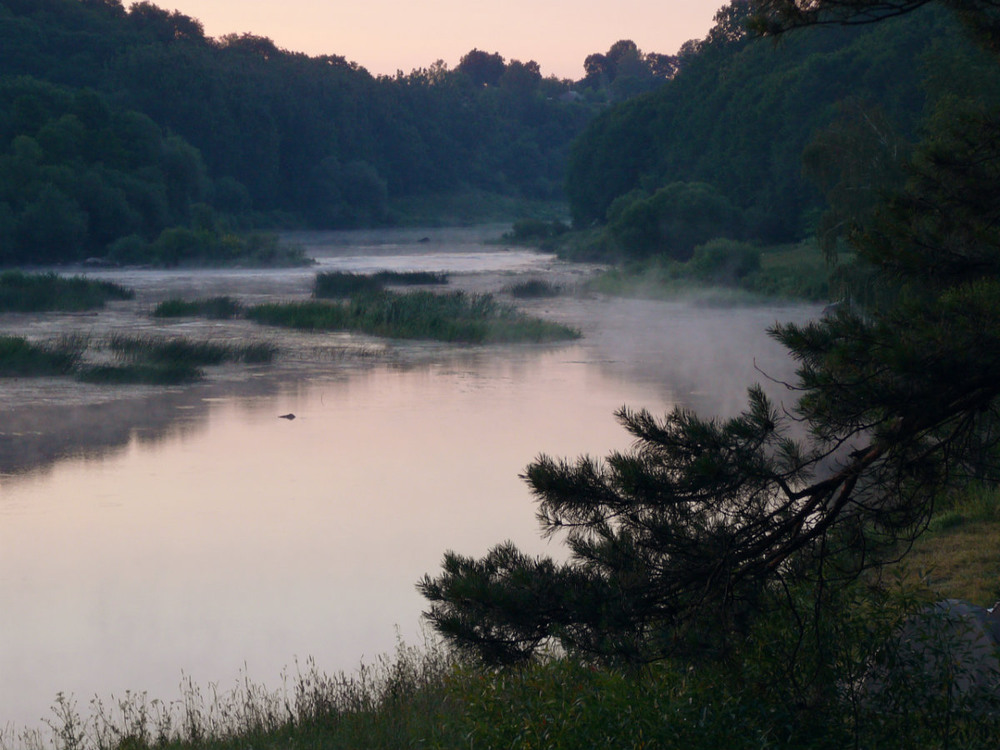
0 228 818 730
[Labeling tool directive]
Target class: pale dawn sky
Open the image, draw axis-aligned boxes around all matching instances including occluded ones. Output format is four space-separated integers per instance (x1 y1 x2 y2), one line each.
156 1 726 79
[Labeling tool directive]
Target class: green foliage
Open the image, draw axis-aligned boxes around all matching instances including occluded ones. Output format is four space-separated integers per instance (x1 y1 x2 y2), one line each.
107 333 275 366
0 0 597 236
503 217 571 243
313 271 448 299
605 182 743 260
687 238 761 284
0 270 133 311
312 272 384 298
0 334 83 376
566 4 955 245
152 296 242 319
420 1 1000 691
74 333 276 385
504 278 563 298
247 291 580 343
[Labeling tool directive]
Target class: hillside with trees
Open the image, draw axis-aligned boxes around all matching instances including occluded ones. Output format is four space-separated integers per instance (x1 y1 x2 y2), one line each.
564 1 995 262
0 0 609 264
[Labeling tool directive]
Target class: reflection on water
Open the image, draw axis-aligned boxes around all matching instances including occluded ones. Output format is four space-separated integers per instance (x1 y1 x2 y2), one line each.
0 228 819 730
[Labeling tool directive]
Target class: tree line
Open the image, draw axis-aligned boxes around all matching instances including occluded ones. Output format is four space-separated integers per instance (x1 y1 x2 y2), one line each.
2 0 676 264
564 0 993 261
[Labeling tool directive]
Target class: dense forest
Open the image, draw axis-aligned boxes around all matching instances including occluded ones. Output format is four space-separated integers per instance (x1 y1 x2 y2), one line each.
1 0 675 264
565 2 1000 260
3 0 996 268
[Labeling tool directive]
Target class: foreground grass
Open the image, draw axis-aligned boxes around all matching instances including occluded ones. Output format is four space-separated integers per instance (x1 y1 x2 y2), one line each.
11 618 998 750
896 482 1000 606
0 271 133 312
247 290 580 343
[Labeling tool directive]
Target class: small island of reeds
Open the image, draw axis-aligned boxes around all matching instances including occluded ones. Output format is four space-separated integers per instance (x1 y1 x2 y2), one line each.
246 289 580 343
0 271 134 312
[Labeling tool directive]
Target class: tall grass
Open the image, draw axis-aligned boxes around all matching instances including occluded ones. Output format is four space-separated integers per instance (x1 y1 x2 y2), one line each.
76 335 276 385
0 272 134 312
10 616 997 750
503 278 562 298
313 271 448 298
247 290 580 343
0 335 85 376
152 298 242 320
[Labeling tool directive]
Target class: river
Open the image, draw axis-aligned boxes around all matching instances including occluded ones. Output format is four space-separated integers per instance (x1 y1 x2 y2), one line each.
0 227 818 732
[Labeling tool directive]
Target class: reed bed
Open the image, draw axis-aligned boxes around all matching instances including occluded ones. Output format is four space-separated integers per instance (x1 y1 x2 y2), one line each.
503 278 562 298
0 272 133 312
313 271 448 299
0 335 85 376
152 297 242 320
247 290 579 343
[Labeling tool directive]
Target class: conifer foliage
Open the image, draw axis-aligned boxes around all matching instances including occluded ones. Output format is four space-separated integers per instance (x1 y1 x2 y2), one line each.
419 0 1000 666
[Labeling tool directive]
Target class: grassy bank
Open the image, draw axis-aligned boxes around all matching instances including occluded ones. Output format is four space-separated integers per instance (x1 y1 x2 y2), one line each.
247 290 580 343
14 595 999 750
0 272 134 312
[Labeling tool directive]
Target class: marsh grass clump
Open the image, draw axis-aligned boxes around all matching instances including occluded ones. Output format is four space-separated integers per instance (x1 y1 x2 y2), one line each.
109 334 276 366
247 290 579 343
0 271 133 312
371 270 448 286
76 361 203 385
313 270 449 299
74 334 277 385
314 272 383 298
152 297 242 319
504 278 562 298
0 335 85 376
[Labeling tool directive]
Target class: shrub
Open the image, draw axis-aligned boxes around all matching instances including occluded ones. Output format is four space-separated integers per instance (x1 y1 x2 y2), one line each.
687 239 762 284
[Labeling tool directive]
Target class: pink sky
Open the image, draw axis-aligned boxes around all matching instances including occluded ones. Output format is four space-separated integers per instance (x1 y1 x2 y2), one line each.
156 0 725 79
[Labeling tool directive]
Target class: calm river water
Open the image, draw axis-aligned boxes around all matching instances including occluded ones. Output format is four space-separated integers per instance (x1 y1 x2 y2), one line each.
0 227 818 731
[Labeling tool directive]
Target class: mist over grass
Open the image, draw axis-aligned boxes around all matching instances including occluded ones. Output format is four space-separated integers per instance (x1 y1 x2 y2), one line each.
0 272 134 312
313 271 448 298
246 290 580 343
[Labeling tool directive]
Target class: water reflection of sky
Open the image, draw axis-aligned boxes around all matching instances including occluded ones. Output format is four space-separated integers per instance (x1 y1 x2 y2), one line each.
0 349 667 730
